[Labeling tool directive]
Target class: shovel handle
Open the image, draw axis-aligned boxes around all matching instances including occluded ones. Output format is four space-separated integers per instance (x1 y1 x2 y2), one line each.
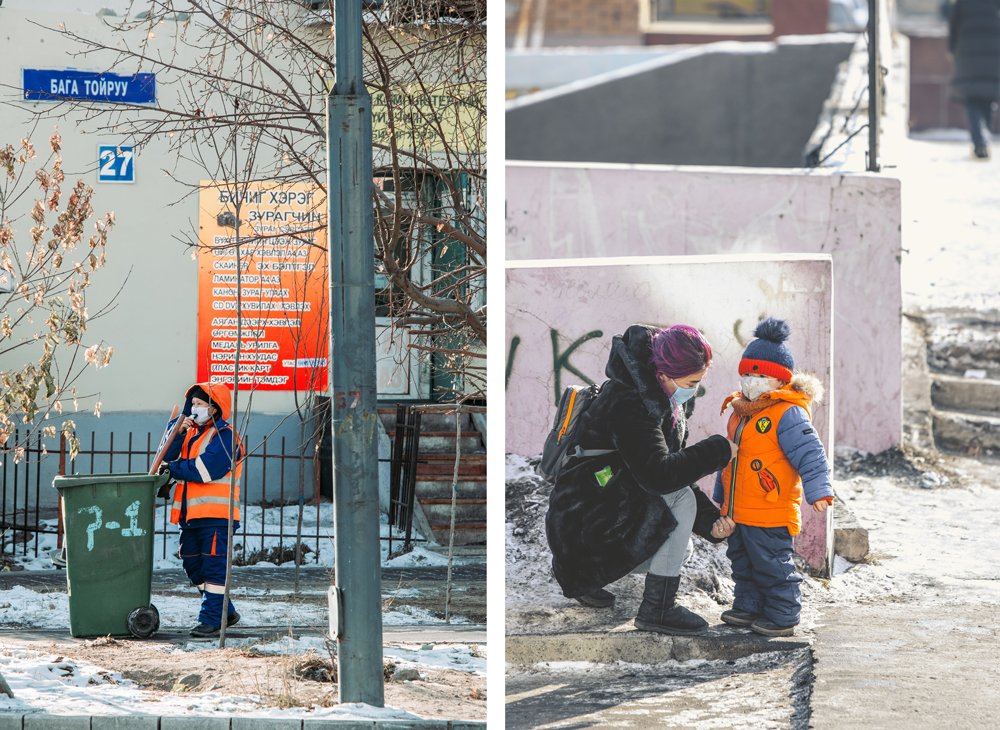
149 406 182 476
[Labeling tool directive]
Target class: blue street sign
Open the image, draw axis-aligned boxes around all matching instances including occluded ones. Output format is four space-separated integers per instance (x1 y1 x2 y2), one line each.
98 145 135 184
23 69 155 105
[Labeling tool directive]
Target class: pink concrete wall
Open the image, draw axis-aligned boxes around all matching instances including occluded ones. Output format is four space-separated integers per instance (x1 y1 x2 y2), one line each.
505 255 834 570
506 161 902 453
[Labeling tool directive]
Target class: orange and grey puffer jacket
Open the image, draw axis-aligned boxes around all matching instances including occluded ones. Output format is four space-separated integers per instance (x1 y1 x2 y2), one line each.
161 382 243 524
712 373 833 535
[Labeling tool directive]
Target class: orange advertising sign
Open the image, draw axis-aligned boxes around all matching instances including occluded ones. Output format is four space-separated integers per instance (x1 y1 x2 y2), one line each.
196 183 328 391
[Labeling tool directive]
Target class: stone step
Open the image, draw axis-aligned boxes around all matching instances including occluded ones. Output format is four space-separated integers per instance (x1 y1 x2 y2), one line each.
416 474 486 482
931 374 1000 415
932 409 1000 455
416 454 487 476
427 523 486 546
420 501 487 527
415 480 487 501
926 315 1000 377
425 544 487 557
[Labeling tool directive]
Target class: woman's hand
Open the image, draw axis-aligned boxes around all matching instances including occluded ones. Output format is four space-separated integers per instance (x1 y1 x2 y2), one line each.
727 439 738 460
712 515 736 538
179 416 196 432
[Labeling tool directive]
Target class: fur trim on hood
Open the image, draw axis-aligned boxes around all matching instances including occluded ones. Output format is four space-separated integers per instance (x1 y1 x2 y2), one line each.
788 371 824 404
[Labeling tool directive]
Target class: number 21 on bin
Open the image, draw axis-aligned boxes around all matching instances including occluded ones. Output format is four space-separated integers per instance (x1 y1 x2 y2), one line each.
77 500 145 551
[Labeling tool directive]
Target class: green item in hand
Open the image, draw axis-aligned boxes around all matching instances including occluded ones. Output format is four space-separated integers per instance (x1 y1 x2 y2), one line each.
594 466 614 487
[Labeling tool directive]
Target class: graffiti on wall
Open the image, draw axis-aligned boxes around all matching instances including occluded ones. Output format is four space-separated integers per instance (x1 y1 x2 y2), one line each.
506 323 747 407
506 328 603 404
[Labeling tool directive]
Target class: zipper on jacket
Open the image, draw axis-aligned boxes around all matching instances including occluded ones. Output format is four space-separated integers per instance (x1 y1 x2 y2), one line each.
728 416 750 518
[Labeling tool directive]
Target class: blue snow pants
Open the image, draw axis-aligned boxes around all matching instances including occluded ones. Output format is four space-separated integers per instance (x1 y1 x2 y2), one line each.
179 522 238 627
727 523 802 626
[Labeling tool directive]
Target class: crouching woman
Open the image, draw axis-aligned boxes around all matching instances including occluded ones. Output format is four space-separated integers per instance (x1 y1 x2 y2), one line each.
546 324 737 635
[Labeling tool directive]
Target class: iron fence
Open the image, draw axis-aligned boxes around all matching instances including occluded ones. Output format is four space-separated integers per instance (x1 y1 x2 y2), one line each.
1 425 424 566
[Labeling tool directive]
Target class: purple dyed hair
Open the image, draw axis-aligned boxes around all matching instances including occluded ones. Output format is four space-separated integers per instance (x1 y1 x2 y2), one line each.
650 325 713 379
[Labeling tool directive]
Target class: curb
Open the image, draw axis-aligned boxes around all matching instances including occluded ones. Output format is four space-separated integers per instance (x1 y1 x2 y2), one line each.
0 717 484 730
506 627 810 666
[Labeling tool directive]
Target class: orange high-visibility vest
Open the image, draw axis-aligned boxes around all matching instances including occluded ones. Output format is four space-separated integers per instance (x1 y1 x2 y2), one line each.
170 424 242 524
719 399 805 535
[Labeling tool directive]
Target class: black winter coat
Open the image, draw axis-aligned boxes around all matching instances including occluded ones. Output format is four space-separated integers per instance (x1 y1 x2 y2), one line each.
545 324 734 599
950 0 1000 102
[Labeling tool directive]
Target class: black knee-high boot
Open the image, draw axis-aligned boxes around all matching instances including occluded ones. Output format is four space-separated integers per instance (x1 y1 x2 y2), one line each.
634 574 709 635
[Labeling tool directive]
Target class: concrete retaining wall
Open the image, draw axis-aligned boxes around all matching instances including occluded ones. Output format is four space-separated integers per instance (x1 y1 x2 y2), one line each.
505 161 902 452
505 254 834 569
505 36 855 169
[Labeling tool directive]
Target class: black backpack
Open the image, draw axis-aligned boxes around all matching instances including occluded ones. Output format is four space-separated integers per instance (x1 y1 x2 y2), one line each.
538 382 615 482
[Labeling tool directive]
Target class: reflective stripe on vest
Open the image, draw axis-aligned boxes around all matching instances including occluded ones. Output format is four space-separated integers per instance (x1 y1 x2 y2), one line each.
169 424 242 524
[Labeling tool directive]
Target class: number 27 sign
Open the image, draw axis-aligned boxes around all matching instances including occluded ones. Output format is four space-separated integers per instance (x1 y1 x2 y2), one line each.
98 144 135 183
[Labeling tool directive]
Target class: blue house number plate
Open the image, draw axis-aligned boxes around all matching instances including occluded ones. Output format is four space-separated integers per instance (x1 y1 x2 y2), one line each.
98 145 135 183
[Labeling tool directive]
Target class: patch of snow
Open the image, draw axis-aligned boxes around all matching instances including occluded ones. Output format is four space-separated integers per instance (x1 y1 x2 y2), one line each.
505 453 538 481
249 636 486 676
0 640 476 717
832 555 854 576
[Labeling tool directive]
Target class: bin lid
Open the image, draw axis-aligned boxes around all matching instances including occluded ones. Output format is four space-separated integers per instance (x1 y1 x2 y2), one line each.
53 472 171 491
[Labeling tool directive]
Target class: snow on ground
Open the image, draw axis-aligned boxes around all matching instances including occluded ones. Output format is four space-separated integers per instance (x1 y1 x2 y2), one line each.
0 644 420 719
250 635 487 677
3 505 472 572
505 452 974 635
0 638 484 717
899 136 1000 313
0 583 467 634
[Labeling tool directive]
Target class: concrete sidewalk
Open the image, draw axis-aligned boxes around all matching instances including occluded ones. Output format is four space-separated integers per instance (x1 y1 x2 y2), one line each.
801 134 1000 730
506 624 808 666
809 599 1000 729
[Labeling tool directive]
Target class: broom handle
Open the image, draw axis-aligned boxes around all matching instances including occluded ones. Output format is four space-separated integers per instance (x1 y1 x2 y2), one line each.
148 406 182 475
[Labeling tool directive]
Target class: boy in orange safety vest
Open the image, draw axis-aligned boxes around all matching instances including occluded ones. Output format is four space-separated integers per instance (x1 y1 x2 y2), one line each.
159 382 243 637
712 318 833 637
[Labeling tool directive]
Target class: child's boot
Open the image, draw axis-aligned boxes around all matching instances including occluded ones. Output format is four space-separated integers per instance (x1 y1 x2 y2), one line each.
634 574 708 635
721 608 759 627
750 618 795 637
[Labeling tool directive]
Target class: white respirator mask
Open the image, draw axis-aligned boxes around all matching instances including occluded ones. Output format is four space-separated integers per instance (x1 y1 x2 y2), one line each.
740 375 778 401
191 405 212 425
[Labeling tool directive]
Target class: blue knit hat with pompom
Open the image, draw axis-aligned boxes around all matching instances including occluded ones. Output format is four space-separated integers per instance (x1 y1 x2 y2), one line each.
738 317 795 382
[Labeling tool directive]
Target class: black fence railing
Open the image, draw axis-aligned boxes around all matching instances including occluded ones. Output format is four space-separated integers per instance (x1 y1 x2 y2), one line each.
387 405 421 557
1 424 425 567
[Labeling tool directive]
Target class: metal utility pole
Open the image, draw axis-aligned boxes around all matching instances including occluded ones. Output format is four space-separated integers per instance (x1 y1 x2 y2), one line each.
867 0 880 172
327 0 384 707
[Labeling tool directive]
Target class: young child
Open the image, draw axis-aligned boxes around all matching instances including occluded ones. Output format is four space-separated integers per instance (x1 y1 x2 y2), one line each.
712 317 833 637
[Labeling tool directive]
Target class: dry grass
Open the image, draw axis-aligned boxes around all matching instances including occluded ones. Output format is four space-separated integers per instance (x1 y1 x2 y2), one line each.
862 551 896 566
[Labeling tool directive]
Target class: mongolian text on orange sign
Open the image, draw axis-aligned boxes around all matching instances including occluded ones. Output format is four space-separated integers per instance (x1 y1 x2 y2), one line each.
196 183 328 392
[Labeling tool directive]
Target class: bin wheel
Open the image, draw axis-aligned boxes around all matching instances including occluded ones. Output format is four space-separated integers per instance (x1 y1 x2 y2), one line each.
127 605 160 639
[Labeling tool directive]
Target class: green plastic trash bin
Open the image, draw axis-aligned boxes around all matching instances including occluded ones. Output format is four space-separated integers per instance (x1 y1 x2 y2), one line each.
54 472 167 638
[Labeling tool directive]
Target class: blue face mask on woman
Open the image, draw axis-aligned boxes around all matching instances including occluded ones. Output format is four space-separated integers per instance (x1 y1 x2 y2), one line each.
669 378 698 406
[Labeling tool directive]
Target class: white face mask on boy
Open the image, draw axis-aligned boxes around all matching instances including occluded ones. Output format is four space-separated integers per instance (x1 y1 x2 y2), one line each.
740 375 778 401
